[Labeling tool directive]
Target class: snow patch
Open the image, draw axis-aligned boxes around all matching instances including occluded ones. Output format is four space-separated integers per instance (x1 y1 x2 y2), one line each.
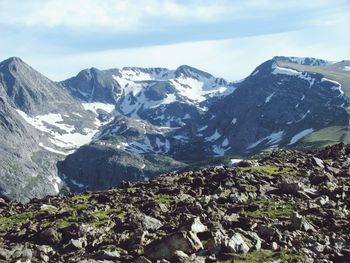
248 131 284 149
71 179 85 188
272 66 300 76
251 70 259 76
17 110 100 150
82 102 115 115
38 143 71 155
222 138 229 147
205 129 221 142
265 92 275 103
288 128 314 145
230 159 243 166
198 125 208 132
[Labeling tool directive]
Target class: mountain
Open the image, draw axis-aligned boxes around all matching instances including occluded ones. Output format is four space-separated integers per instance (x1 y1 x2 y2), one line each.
0 143 349 262
0 93 60 202
58 56 350 192
200 57 349 155
0 55 349 202
0 58 112 202
62 65 235 127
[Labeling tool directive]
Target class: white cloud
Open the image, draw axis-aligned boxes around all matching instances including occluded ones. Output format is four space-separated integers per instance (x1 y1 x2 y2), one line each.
24 25 349 82
0 0 348 30
0 0 349 81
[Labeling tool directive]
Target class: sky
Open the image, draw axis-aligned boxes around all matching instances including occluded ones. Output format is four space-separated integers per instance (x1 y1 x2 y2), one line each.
0 0 349 81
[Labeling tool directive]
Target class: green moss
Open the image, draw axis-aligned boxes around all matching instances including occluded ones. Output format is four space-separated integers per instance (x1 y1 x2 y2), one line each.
241 199 294 219
72 193 92 201
235 250 275 263
299 126 350 149
240 165 298 176
127 187 137 193
155 194 176 204
57 216 76 229
0 210 48 232
92 208 126 225
279 248 304 261
74 203 89 210
235 249 302 263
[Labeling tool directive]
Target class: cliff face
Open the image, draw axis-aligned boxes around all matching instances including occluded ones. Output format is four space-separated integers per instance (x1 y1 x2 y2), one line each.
0 143 349 262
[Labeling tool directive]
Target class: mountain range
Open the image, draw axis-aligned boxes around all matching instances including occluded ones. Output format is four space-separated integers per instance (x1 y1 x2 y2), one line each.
0 55 349 202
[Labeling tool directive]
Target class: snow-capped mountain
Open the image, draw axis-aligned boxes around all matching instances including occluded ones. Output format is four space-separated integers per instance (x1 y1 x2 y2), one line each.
0 55 349 200
62 65 235 127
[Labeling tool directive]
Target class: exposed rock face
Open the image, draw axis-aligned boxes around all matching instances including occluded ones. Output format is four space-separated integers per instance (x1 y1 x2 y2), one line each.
0 57 82 115
0 144 349 262
0 94 60 202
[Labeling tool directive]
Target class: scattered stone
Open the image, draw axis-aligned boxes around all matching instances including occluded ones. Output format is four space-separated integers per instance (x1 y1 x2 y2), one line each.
145 231 203 261
35 227 61 245
0 144 349 262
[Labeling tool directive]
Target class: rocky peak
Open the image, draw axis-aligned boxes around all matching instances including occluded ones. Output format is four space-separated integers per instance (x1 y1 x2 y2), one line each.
175 64 214 80
273 56 332 66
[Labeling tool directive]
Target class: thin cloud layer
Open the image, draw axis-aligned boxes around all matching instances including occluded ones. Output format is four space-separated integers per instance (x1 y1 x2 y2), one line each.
0 0 349 80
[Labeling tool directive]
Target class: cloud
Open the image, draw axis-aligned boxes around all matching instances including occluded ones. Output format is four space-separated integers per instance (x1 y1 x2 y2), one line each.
0 0 348 30
0 0 349 82
22 25 350 82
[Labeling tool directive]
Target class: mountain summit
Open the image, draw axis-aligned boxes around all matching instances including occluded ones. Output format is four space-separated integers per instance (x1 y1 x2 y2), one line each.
0 56 349 202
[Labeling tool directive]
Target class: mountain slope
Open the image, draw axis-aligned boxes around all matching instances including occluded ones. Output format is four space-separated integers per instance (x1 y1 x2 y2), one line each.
0 55 349 202
57 56 350 192
0 144 349 262
62 65 235 127
199 58 349 155
0 94 61 202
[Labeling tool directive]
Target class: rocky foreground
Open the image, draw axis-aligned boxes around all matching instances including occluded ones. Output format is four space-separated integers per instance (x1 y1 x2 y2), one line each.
0 144 350 262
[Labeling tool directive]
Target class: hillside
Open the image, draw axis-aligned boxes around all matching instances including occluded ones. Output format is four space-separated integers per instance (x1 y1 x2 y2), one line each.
0 144 349 262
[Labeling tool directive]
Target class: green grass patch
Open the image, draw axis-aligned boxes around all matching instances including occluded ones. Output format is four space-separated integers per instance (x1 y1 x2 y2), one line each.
299 126 350 149
72 193 92 201
235 249 302 263
239 165 298 176
127 187 137 193
73 203 89 210
56 215 77 229
92 208 126 226
155 194 176 204
241 199 294 219
0 210 48 232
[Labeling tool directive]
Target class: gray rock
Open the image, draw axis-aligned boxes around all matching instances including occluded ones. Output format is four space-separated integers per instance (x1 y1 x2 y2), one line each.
141 215 163 231
179 217 207 233
312 157 325 169
36 227 61 245
225 232 252 253
290 212 316 232
145 231 203 261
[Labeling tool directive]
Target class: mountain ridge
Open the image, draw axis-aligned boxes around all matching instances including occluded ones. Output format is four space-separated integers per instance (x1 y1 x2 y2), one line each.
0 55 349 202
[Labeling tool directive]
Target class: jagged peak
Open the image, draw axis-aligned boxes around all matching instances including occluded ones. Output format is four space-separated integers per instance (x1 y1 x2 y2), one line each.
175 65 213 79
1 56 24 64
273 56 333 66
0 57 28 70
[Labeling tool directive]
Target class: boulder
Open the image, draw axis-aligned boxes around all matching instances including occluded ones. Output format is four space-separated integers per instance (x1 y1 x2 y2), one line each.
145 231 203 261
179 217 207 233
35 227 61 245
224 232 252 253
290 213 316 232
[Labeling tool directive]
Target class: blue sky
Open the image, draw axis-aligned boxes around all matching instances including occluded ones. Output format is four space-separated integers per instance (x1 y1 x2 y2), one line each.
0 0 349 81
